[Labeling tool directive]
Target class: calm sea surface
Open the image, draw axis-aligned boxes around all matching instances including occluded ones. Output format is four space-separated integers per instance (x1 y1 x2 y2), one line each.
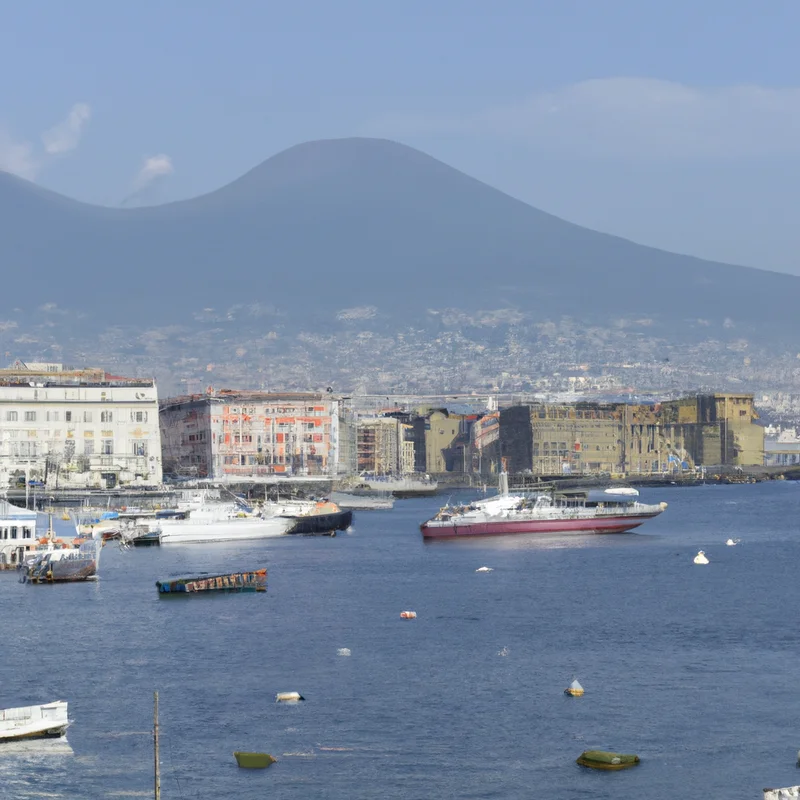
2 482 800 799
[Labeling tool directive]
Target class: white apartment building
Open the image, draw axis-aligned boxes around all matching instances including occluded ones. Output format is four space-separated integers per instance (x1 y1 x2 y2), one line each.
0 362 162 490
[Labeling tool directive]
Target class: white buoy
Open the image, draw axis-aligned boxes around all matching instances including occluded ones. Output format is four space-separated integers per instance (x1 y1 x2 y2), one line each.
725 538 740 546
475 566 493 572
337 648 351 657
693 550 709 565
564 678 584 697
276 692 305 703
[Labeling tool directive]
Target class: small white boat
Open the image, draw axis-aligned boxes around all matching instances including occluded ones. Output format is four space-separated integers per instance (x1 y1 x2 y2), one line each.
0 701 69 742
158 502 293 544
693 550 709 565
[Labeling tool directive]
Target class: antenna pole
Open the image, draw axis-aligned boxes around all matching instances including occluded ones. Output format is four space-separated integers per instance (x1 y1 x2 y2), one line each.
153 691 161 800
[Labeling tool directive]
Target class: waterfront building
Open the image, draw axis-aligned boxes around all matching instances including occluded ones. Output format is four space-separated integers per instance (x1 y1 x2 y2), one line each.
0 499 38 567
0 361 162 490
659 393 763 467
412 405 480 474
500 394 764 476
159 390 349 479
357 417 402 474
764 431 800 467
354 416 417 475
501 402 628 476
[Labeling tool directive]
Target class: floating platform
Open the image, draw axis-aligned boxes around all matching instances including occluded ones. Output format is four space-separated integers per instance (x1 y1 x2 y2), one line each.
156 569 267 595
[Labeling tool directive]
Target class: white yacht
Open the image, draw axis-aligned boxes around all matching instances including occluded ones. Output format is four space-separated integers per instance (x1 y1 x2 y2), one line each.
158 501 293 544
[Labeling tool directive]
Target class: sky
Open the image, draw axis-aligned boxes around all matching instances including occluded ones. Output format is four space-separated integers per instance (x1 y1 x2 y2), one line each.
1 0 800 273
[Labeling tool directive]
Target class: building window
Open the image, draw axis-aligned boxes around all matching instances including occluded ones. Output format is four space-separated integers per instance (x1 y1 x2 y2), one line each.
6 411 17 422
65 411 72 422
101 411 113 423
46 411 60 422
131 411 148 423
101 439 114 455
10 527 17 540
24 411 36 422
84 440 95 456
131 440 148 457
83 411 93 423
23 527 32 539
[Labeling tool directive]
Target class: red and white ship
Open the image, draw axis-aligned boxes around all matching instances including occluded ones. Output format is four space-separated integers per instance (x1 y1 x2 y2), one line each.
420 475 666 538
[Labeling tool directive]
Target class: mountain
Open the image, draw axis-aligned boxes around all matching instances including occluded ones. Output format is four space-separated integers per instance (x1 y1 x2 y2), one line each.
0 137 798 395
1 137 797 333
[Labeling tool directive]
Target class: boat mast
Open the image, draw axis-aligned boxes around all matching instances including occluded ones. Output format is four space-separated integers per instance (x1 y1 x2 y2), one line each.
153 691 161 800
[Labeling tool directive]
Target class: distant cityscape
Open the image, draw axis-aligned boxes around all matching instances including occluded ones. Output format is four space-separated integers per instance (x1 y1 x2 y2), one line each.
1 359 797 496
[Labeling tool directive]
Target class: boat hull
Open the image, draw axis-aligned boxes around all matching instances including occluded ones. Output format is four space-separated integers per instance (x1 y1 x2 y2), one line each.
0 702 69 742
420 512 662 538
159 517 292 544
157 569 267 594
21 543 100 583
287 509 353 534
0 726 68 743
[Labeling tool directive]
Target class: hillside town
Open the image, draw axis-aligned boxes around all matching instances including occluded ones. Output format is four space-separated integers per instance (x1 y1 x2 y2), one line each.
0 359 788 496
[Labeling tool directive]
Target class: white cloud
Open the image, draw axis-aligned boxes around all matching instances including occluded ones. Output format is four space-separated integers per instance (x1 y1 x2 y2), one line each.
0 102 91 180
369 78 800 158
0 131 38 179
41 103 91 155
133 154 174 190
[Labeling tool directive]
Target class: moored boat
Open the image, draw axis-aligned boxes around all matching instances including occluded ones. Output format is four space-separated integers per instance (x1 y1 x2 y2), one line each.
420 474 666 538
0 701 69 742
156 569 267 594
359 473 438 498
158 502 293 544
284 501 352 535
20 535 101 583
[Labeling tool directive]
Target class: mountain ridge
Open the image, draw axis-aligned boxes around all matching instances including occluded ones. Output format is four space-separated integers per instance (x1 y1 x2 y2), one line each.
0 136 796 342
0 136 781 276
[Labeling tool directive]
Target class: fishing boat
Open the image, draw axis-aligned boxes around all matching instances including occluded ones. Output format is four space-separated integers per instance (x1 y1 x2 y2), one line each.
20 534 102 583
420 474 666 538
158 501 293 544
0 701 69 742
156 569 267 594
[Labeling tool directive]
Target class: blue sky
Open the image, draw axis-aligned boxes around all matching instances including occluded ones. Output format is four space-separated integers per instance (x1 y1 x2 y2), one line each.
2 0 799 272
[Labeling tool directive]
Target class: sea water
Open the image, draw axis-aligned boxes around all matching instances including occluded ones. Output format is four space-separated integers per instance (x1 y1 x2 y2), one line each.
1 482 799 799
